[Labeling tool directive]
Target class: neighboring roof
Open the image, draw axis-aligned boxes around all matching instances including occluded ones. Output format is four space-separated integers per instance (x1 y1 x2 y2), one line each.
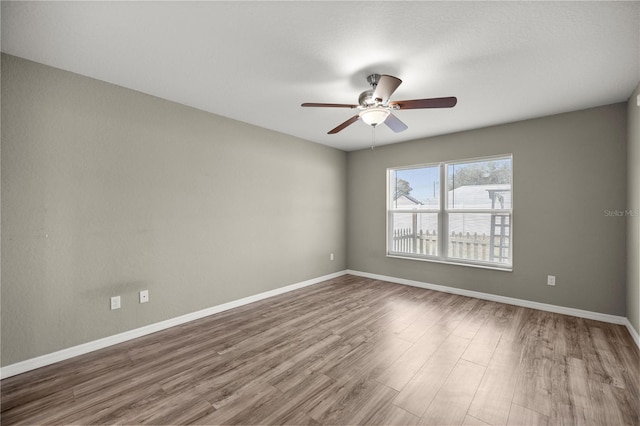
394 193 423 206
448 184 512 209
392 185 511 235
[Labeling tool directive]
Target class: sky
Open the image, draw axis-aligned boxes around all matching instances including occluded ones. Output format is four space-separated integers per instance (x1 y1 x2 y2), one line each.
393 158 512 205
395 166 440 204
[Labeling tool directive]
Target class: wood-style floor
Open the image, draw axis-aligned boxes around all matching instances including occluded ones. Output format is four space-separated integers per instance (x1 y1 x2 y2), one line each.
1 275 639 425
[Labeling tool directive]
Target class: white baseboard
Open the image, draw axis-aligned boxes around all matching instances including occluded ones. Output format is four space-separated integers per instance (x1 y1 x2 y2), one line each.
623 318 640 348
347 269 640 349
0 270 348 379
3 269 636 379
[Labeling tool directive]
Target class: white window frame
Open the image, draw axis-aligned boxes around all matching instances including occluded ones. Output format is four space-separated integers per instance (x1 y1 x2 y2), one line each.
387 154 513 271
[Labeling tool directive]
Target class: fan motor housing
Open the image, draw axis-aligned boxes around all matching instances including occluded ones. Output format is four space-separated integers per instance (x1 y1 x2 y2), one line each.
358 90 375 107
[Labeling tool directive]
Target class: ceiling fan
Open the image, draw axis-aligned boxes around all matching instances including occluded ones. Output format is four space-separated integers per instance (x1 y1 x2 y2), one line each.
301 74 457 134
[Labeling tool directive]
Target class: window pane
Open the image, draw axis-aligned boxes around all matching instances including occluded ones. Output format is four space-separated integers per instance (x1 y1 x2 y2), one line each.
447 158 512 209
391 166 440 209
447 213 511 264
390 212 438 256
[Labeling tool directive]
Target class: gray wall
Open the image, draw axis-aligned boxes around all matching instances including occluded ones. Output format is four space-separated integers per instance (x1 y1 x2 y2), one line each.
1 52 634 368
347 103 627 316
628 82 640 335
1 54 347 366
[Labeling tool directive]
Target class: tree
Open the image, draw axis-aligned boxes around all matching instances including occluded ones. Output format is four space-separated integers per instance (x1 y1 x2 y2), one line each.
448 161 511 190
395 178 413 198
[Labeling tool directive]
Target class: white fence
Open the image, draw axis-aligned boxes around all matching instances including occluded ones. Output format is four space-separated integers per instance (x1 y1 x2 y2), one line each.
392 229 500 261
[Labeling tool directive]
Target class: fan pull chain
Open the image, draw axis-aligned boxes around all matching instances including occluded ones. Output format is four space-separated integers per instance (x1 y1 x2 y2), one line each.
371 125 376 151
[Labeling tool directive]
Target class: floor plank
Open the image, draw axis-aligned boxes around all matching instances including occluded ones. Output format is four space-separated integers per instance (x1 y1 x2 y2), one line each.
461 302 510 367
507 403 549 426
376 329 448 391
393 333 471 417
467 336 524 425
1 274 638 425
418 359 485 425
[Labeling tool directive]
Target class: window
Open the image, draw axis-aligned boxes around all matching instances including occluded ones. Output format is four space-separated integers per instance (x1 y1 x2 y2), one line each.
388 155 512 270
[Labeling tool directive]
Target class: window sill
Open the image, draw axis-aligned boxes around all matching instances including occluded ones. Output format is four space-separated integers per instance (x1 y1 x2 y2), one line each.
387 253 513 272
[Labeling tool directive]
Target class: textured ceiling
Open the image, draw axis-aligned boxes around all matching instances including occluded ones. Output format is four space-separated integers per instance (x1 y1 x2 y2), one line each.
2 1 639 151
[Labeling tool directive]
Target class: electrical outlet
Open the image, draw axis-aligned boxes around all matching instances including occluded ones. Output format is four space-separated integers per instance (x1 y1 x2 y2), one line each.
139 290 149 304
110 296 121 310
547 275 556 286
330 253 334 261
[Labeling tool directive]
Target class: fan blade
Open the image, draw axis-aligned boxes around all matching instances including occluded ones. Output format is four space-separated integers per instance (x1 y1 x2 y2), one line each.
384 113 408 133
328 115 360 134
391 97 457 109
373 75 402 104
301 103 358 108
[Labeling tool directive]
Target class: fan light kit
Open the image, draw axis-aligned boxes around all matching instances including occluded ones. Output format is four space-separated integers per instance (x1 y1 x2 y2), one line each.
301 74 457 134
359 107 389 126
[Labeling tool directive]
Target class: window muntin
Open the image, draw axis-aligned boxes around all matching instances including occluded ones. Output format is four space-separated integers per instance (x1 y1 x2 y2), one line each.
388 155 512 270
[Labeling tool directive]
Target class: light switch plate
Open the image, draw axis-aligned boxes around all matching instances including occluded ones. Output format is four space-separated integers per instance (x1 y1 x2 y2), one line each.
110 296 121 310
